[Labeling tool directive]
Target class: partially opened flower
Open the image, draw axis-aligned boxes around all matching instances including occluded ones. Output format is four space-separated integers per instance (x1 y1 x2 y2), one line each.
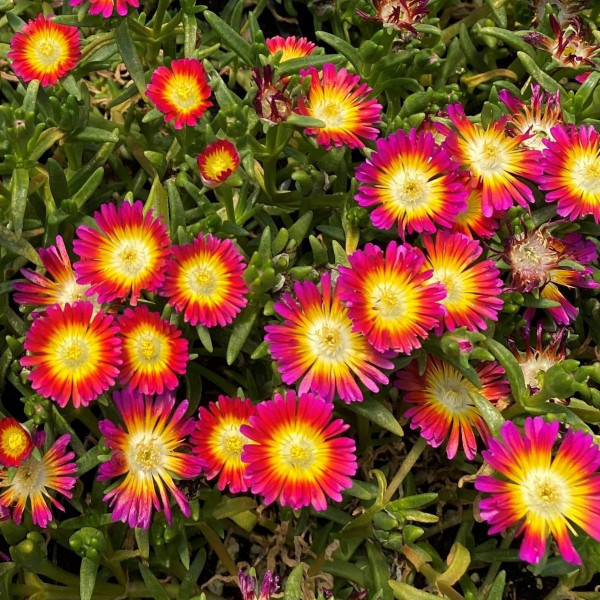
0 419 33 467
21 302 122 408
161 233 248 327
451 188 500 239
98 389 203 529
191 396 256 493
0 435 76 528
475 418 600 564
356 0 428 33
239 569 279 600
252 66 292 124
69 0 139 17
297 64 382 149
146 58 212 129
396 358 508 459
265 36 317 62
197 140 240 188
337 241 446 353
73 201 171 305
241 390 357 511
117 305 188 395
265 272 394 403
8 15 80 87
355 129 467 236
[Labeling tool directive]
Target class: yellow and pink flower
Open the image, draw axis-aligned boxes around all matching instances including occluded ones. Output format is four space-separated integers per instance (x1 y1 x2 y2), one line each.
476 418 600 564
191 396 256 494
0 419 33 467
8 15 80 87
21 301 121 408
161 233 248 328
98 389 204 529
146 58 212 129
241 390 357 511
265 36 317 62
69 0 139 17
297 64 382 149
73 201 171 306
451 188 500 239
355 129 467 236
0 435 77 528
265 272 394 403
197 140 240 188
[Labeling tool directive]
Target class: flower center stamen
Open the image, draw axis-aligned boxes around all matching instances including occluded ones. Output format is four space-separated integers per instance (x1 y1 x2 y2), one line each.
432 374 473 414
188 266 218 296
134 440 161 472
522 470 568 518
573 155 600 193
36 39 62 67
471 140 507 175
138 336 160 362
12 458 45 495
283 436 316 469
61 338 89 370
218 424 247 458
373 286 404 320
390 169 430 208
314 102 345 128
316 326 343 358
115 242 150 278
172 81 199 109
4 429 28 453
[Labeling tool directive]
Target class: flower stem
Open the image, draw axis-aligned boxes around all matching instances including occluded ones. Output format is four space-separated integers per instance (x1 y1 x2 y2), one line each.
197 521 238 577
383 437 427 504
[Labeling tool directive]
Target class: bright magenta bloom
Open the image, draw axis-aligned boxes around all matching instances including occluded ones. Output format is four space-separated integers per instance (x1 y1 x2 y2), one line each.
476 418 600 565
117 305 188 395
98 389 203 529
0 419 33 467
8 15 80 87
197 140 240 188
265 272 393 403
70 0 139 17
451 188 500 239
265 36 317 62
241 390 357 511
146 59 212 129
191 396 256 493
355 129 467 236
73 201 171 306
337 241 446 353
21 302 121 409
0 435 76 528
396 358 508 459
297 64 382 149
161 233 248 328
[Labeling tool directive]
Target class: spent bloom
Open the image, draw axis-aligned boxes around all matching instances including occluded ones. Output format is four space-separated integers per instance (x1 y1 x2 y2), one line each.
265 36 317 62
239 569 279 600
356 0 428 33
197 140 240 188
70 0 139 17
252 66 293 124
0 419 33 468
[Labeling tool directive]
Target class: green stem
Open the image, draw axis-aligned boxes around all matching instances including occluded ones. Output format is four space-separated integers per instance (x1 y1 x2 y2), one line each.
197 521 238 577
216 186 236 224
383 437 427 504
481 527 517 598
152 0 172 37
441 5 491 43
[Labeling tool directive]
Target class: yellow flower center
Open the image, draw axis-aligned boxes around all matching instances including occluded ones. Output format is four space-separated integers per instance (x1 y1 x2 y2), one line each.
316 325 343 358
171 80 199 110
202 152 234 180
572 153 600 194
312 101 346 129
35 38 63 68
433 268 463 306
129 434 165 473
469 139 508 176
521 469 568 518
216 422 247 459
389 168 432 208
58 279 90 306
372 284 405 320
61 338 89 370
282 434 316 470
113 240 151 279
187 265 218 296
3 428 28 454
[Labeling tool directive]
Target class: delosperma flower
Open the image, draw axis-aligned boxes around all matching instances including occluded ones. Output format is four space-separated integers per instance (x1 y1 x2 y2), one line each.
252 66 292 124
21 301 122 409
73 201 171 306
0 419 33 467
451 188 500 239
356 0 428 33
98 389 204 529
354 129 467 236
265 272 394 403
8 15 80 87
146 58 212 129
475 418 600 565
197 140 240 188
69 0 139 17
241 390 357 511
297 64 382 149
337 241 446 353
265 36 317 62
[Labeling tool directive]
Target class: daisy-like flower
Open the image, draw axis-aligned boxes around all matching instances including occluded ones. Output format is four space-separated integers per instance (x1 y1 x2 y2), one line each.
337 241 446 353
0 435 76 528
265 36 317 62
98 389 204 529
252 66 292 125
241 390 357 511
422 231 504 332
161 233 247 328
197 140 240 188
355 129 467 236
396 358 508 459
69 0 139 17
297 63 382 149
21 301 122 408
0 419 33 467
191 396 256 493
73 201 171 306
475 418 600 564
146 58 212 129
540 124 600 223
441 103 542 217
451 188 500 239
13 235 90 311
265 272 394 403
117 305 188 395
8 15 80 87
356 0 428 33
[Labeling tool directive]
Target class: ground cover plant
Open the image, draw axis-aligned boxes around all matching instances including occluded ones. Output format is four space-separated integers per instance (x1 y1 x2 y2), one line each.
1 0 600 598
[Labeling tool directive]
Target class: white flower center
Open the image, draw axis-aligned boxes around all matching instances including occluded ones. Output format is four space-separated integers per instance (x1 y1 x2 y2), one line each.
312 101 346 128
128 433 166 474
508 231 556 289
469 141 508 176
187 265 218 296
521 469 568 518
113 241 150 278
60 337 90 370
11 457 46 496
218 423 247 459
280 433 316 470
389 168 431 208
308 320 351 362
371 283 405 320
431 370 473 414
572 154 600 194
35 39 63 68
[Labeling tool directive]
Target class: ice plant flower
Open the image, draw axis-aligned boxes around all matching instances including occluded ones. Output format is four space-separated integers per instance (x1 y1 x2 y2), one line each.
241 390 357 511
356 0 428 33
239 569 279 600
0 419 33 467
8 15 80 87
475 418 600 564
69 0 139 17
355 129 467 236
117 305 188 395
197 140 240 188
451 188 500 238
540 124 600 223
265 272 394 403
73 201 171 305
265 36 317 62
252 66 292 124
422 232 503 332
441 103 542 217
161 233 247 328
396 358 508 459
21 301 121 409
146 58 212 129
98 389 204 529
191 396 256 493
337 241 446 353
297 64 382 149
0 435 76 528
